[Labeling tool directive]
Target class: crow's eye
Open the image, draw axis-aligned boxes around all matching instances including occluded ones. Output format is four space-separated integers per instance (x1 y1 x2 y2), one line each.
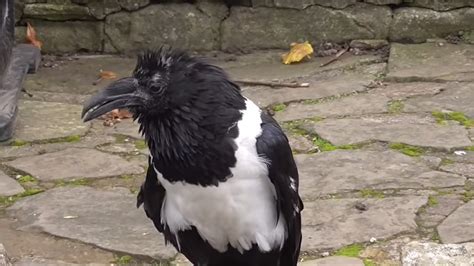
149 73 165 94
150 85 164 94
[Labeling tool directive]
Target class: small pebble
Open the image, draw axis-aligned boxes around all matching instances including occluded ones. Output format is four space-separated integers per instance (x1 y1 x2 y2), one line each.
370 237 377 243
355 202 368 211
321 251 330 257
454 150 467 156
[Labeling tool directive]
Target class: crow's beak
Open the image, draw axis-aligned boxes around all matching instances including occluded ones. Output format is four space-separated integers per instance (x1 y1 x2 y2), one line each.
81 77 139 122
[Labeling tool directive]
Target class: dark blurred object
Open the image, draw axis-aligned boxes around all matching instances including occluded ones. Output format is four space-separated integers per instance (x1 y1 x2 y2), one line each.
0 0 14 81
0 0 41 141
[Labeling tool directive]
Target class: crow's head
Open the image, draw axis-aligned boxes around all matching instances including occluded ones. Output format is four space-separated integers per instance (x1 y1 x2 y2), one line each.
81 47 240 123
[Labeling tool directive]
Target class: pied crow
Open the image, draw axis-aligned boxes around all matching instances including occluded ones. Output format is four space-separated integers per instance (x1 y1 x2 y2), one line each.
82 47 303 266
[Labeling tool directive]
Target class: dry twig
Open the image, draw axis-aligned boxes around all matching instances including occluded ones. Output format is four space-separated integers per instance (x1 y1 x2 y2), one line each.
320 47 349 67
234 80 309 88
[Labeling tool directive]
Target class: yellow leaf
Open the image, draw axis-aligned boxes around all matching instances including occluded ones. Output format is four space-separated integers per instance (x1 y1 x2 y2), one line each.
281 41 314 65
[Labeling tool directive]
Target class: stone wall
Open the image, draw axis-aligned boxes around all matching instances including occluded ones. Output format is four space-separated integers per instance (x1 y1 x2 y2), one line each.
14 0 474 54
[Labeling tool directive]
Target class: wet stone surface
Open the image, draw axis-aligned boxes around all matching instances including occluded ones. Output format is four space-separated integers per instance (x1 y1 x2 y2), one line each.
303 114 472 150
296 150 465 200
7 187 177 260
13 100 90 142
401 241 474 266
0 171 24 197
5 148 144 181
301 196 427 251
438 201 474 244
0 46 473 264
387 43 474 82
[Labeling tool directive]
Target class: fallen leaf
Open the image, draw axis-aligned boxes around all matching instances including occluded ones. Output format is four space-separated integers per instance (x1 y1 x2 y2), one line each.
93 70 118 85
26 22 42 49
281 41 314 65
99 69 118 80
101 108 133 126
93 70 131 126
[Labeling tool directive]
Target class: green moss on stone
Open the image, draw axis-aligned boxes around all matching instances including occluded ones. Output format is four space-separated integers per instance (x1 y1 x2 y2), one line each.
431 231 441 242
360 189 385 199
388 100 404 114
55 178 90 187
114 255 133 265
440 158 454 165
10 139 28 147
65 135 81 143
363 259 376 266
337 143 364 150
432 111 474 128
312 136 337 152
115 135 130 143
428 195 439 207
463 191 474 202
17 175 36 183
334 243 364 257
134 140 147 150
0 188 44 207
389 143 424 157
272 103 286 112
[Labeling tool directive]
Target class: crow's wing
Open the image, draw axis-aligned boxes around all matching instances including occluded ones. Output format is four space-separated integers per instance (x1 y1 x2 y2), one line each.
137 156 166 233
256 112 303 266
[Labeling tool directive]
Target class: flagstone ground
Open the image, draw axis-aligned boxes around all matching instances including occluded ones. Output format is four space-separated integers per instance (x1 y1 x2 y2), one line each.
0 42 473 265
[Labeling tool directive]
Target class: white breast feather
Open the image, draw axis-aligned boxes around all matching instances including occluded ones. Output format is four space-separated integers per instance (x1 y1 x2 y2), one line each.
156 99 287 253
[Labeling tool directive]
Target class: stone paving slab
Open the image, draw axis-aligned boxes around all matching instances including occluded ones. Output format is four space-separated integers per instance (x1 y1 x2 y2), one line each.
24 56 135 95
387 43 474 82
401 241 474 266
14 100 89 142
0 170 24 197
274 82 447 122
301 196 427 251
438 200 474 244
23 53 380 95
0 243 10 266
296 150 465 199
96 142 141 155
376 82 446 99
13 257 104 266
4 44 474 264
227 54 381 82
22 91 89 106
418 195 464 228
7 186 177 260
300 256 364 266
440 163 474 178
287 134 314 154
361 235 415 265
304 114 472 150
445 151 474 165
404 82 474 118
0 134 115 160
97 120 143 140
275 94 390 122
243 63 385 108
6 148 143 181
